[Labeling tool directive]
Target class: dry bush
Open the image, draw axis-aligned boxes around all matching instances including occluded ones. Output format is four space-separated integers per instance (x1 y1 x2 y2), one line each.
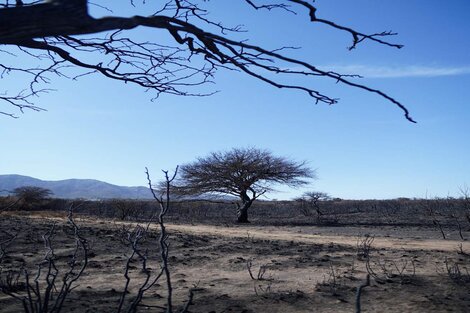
0 208 88 313
366 255 416 285
246 260 272 281
356 235 374 260
0 169 195 313
316 262 343 296
443 257 470 284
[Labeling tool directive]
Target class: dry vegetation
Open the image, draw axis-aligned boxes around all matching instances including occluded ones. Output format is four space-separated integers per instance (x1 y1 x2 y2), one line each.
1 197 470 312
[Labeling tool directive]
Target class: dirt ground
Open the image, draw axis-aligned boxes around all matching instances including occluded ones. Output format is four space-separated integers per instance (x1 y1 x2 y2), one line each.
1 211 470 312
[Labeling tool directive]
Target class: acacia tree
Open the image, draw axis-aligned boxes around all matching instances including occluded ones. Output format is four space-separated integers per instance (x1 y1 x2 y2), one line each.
295 191 330 223
12 185 52 209
174 147 313 223
0 0 414 121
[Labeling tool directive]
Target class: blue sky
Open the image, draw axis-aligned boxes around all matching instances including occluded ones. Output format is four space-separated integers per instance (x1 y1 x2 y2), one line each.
1 0 469 199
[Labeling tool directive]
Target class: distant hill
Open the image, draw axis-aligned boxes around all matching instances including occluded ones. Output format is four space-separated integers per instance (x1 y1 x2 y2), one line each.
0 174 154 200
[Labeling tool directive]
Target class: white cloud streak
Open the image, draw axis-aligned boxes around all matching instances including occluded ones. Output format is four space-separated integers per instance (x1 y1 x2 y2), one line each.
320 64 470 78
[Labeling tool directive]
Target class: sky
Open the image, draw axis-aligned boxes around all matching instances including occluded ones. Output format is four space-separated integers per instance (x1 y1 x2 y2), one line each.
1 0 469 200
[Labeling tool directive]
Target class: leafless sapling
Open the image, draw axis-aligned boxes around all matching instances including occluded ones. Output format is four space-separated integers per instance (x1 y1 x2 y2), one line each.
144 166 195 313
0 204 89 313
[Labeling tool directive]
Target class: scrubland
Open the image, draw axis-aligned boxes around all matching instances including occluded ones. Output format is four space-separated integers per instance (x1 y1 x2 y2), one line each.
1 198 469 312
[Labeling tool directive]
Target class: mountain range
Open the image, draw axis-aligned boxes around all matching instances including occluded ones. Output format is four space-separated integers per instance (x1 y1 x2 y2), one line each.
0 174 154 199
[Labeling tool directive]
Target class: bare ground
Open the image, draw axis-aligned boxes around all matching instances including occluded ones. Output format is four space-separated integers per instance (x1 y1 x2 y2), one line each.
1 211 469 312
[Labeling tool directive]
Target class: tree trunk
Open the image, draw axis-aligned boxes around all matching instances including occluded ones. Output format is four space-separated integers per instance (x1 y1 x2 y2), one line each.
237 203 251 223
236 191 253 223
314 205 322 224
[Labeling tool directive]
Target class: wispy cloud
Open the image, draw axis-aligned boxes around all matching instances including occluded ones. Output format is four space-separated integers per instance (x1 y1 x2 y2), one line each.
320 64 470 78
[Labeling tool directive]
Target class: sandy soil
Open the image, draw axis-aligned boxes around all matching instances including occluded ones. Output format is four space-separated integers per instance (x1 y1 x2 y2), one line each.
1 212 469 312
165 223 470 252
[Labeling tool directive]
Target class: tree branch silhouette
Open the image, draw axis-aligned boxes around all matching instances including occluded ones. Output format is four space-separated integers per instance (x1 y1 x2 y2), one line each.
0 0 415 122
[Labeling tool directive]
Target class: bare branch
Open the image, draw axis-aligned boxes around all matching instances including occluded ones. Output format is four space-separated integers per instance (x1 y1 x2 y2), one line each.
145 166 180 313
0 1 414 121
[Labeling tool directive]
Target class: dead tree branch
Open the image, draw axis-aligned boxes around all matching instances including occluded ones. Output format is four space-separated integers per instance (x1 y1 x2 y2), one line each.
145 166 197 313
0 0 414 121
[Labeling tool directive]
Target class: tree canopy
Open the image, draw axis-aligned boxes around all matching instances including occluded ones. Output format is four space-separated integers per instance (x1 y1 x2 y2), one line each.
0 0 414 121
12 185 52 209
174 147 314 222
